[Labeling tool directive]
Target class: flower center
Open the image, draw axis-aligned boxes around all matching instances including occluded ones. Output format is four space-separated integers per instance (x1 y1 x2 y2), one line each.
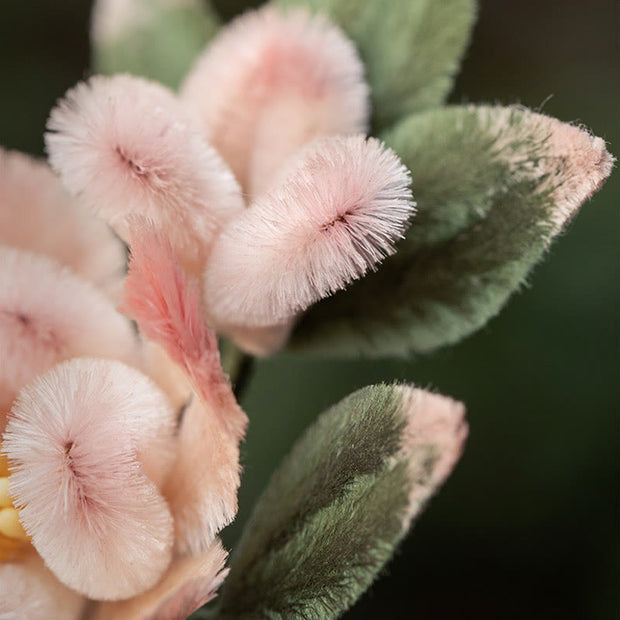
0 444 31 561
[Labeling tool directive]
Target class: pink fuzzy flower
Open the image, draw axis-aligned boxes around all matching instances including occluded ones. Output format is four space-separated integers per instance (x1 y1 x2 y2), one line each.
45 4 413 356
0 173 246 617
46 74 244 273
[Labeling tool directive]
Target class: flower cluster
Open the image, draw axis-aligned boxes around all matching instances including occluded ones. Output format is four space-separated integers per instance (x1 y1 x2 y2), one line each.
0 148 247 617
0 0 613 617
46 5 415 355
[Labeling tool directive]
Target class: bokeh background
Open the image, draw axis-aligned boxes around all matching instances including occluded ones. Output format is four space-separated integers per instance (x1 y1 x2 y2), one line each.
0 1 617 617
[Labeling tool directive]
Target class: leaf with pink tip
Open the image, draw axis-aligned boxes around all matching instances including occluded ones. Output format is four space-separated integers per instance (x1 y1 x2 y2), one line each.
291 106 614 356
216 384 466 619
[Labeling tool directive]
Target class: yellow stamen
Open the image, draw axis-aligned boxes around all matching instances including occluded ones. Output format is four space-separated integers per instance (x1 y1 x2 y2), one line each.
0 449 8 477
0 443 32 560
0 477 11 508
0 507 29 542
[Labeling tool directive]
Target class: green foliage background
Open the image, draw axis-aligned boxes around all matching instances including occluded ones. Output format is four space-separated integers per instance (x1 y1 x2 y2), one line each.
0 0 617 616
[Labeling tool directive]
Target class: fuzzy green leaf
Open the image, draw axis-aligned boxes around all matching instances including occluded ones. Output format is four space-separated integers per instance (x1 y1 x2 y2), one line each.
276 0 477 130
290 105 614 356
91 0 220 89
216 384 466 619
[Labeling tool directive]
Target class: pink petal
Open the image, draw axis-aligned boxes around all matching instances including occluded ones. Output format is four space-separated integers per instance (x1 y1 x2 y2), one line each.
3 358 176 600
122 226 247 552
0 149 126 300
91 538 228 620
395 386 468 531
203 134 414 329
181 5 369 196
163 397 242 553
0 554 86 620
0 246 138 424
46 74 243 272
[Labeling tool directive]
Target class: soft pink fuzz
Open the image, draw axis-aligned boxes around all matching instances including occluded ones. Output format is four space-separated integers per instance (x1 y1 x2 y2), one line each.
536 115 614 232
0 148 125 299
203 135 415 328
395 386 468 531
122 223 247 439
0 555 86 620
480 106 614 236
163 396 243 553
91 538 228 620
3 359 176 601
123 225 247 552
181 5 369 196
46 74 243 271
0 246 138 420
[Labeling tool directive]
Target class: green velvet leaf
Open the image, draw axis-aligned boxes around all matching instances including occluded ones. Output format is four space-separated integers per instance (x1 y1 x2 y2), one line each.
91 0 220 89
290 105 614 356
216 384 466 618
275 0 477 130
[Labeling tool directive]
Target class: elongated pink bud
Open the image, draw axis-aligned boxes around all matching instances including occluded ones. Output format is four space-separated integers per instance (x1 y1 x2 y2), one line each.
46 74 243 271
123 223 247 552
181 5 369 197
3 358 176 601
203 135 415 329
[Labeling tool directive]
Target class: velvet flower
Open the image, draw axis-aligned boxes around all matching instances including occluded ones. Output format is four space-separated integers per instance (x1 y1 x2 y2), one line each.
0 149 247 619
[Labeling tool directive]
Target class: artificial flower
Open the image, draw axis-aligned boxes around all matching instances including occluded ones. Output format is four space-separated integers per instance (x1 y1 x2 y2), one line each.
53 0 612 362
0 150 247 618
46 3 416 356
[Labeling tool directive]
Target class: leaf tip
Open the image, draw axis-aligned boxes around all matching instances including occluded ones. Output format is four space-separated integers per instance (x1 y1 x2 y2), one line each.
394 386 467 531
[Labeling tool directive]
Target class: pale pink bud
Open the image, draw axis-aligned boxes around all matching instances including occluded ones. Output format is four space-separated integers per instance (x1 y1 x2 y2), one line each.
91 538 228 620
0 148 125 300
46 74 244 271
181 5 369 196
203 135 415 329
0 246 138 421
395 386 468 531
3 358 176 600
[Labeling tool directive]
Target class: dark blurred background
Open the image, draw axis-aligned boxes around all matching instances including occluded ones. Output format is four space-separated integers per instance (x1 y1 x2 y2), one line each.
0 1 617 617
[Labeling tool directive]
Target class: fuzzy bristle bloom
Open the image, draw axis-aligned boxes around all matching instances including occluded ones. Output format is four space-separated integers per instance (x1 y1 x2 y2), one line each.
0 149 126 300
45 74 244 271
3 358 177 601
0 245 137 420
203 134 415 329
181 5 370 196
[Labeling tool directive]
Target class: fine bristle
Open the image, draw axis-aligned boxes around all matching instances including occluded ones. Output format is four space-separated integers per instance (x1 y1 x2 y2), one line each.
203 135 415 328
